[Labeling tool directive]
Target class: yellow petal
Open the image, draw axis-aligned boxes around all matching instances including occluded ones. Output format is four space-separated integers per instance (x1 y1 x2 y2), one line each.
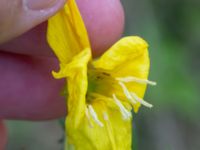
47 0 90 64
66 64 88 128
47 0 92 127
93 36 150 112
55 48 91 128
47 0 140 149
52 48 91 79
66 100 132 150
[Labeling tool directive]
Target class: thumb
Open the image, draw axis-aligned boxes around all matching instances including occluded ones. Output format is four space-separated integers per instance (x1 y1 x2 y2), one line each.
0 121 7 150
0 0 65 44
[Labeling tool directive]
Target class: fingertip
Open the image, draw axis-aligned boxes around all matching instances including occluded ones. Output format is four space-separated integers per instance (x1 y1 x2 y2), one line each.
0 52 66 120
0 0 66 44
0 0 125 58
77 0 125 57
0 121 7 150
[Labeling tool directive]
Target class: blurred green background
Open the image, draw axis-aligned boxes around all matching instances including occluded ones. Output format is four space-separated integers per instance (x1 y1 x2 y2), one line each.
122 0 200 150
5 0 200 149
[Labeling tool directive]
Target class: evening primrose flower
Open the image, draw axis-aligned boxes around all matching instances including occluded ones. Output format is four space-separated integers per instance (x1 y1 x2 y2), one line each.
47 0 156 149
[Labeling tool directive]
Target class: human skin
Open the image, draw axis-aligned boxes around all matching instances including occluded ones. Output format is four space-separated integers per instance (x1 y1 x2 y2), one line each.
0 0 124 120
0 121 7 150
0 0 124 147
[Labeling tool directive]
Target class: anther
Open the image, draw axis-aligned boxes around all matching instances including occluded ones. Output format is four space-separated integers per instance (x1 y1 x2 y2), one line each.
103 112 109 121
113 94 132 120
88 105 104 127
85 107 93 128
116 76 157 86
130 92 153 108
118 81 137 104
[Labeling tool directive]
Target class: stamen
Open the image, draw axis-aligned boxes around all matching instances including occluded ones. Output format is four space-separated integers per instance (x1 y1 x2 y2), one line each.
103 112 109 121
130 92 153 108
85 107 93 128
116 76 157 86
118 81 137 104
88 105 104 127
113 94 132 120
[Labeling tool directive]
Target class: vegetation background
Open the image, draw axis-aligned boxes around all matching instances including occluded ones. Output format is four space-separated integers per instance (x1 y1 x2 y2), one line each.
5 0 200 149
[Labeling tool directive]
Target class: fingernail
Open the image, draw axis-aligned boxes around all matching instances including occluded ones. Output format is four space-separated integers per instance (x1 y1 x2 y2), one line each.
24 0 59 10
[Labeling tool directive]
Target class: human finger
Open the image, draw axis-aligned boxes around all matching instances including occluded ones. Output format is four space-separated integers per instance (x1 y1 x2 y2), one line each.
0 0 66 44
0 121 7 150
0 52 66 120
0 0 124 57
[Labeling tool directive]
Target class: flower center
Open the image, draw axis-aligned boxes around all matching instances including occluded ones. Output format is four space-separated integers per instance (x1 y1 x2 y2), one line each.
85 70 156 127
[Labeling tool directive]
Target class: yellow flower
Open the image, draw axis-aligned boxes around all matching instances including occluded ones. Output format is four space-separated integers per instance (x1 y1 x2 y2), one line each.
47 0 156 149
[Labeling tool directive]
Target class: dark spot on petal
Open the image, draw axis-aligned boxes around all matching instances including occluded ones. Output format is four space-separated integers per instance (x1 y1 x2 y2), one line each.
102 72 110 76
